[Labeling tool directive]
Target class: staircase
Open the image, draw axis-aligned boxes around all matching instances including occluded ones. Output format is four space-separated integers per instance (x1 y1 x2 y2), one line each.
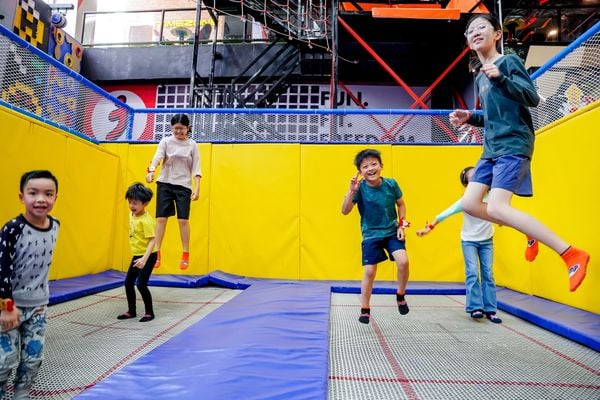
193 0 331 108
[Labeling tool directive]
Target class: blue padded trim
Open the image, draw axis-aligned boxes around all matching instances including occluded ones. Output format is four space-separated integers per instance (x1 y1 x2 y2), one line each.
148 274 209 288
49 270 124 305
75 281 330 400
207 270 259 289
208 270 465 295
331 280 465 295
497 288 600 352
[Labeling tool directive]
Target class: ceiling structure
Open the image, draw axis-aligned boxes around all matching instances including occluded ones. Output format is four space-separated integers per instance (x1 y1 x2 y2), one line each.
501 0 599 44
331 0 598 88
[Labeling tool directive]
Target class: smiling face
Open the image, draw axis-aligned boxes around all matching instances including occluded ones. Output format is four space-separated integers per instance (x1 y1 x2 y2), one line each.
358 156 383 185
172 123 189 141
19 178 57 225
465 17 502 54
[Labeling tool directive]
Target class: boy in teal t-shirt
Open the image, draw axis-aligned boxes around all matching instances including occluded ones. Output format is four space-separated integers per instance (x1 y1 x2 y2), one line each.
341 149 410 324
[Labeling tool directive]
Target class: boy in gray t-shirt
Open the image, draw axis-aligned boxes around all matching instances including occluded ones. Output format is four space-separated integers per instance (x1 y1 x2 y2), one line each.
0 170 59 399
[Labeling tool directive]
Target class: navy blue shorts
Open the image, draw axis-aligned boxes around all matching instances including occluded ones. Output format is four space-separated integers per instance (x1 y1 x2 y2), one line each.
471 155 533 197
155 182 192 219
361 235 406 266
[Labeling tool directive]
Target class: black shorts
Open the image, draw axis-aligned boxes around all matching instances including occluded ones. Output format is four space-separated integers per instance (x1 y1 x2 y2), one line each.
155 182 192 219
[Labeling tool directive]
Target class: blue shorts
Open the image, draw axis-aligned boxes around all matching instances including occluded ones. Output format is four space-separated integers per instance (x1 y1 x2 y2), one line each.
361 235 406 266
471 155 533 197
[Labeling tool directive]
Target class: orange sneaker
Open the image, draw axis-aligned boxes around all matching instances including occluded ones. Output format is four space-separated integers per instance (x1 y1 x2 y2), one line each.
561 247 589 292
179 252 189 270
525 237 539 262
179 259 189 270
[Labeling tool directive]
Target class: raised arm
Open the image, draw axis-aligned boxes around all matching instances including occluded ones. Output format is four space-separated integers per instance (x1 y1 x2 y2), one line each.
341 173 361 215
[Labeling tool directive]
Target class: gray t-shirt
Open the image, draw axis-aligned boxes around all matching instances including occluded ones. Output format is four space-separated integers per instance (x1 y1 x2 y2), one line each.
0 214 60 307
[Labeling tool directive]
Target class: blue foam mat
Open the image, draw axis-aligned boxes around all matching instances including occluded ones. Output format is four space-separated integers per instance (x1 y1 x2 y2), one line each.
75 281 331 400
49 270 125 305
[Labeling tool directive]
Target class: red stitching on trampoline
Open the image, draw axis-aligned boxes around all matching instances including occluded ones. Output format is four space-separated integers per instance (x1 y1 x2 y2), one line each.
328 375 600 389
500 324 600 376
371 317 420 400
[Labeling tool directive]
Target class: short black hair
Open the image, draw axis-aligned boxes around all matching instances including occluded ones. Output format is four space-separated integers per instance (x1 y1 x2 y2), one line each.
20 170 58 193
460 166 474 187
354 149 382 170
125 182 153 203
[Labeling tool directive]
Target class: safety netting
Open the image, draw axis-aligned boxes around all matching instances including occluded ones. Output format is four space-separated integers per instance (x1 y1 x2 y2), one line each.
0 21 598 143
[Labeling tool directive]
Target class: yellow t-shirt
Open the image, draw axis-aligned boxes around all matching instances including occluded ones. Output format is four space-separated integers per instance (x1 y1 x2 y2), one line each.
129 212 156 256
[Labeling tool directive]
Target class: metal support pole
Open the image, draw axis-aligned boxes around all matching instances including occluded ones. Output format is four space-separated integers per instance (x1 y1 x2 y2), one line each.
330 0 338 109
189 0 202 107
208 8 218 107
497 0 504 54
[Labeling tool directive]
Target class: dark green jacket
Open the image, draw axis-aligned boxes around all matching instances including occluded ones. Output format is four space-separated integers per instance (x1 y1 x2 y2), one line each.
468 54 540 159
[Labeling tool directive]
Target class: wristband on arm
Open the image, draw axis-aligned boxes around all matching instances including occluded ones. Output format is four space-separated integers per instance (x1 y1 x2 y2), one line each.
0 299 14 312
398 218 410 228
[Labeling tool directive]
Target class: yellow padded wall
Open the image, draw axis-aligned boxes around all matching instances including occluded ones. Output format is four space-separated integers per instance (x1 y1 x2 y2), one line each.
101 143 213 275
391 145 483 283
300 145 392 280
0 106 121 280
5 100 596 313
494 103 599 313
209 144 301 279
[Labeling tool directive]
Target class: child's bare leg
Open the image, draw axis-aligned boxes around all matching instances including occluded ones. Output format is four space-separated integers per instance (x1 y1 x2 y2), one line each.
177 219 191 270
392 250 410 315
154 217 168 250
463 185 569 252
153 217 168 268
177 219 190 252
464 185 589 291
486 188 569 253
360 265 377 308
461 183 501 223
392 250 409 294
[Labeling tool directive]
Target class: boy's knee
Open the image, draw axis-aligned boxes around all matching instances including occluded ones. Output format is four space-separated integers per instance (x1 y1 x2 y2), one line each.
363 266 376 279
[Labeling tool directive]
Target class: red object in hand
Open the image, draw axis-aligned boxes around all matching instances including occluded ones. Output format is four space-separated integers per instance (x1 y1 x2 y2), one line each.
0 299 14 312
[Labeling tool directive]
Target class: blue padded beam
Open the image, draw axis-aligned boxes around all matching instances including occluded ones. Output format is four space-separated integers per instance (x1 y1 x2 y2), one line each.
331 280 465 295
75 281 331 400
208 270 466 294
497 288 600 352
49 270 125 305
148 274 209 288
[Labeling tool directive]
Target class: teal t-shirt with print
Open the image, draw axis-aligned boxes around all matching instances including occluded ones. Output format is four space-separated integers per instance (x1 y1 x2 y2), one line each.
353 177 402 240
